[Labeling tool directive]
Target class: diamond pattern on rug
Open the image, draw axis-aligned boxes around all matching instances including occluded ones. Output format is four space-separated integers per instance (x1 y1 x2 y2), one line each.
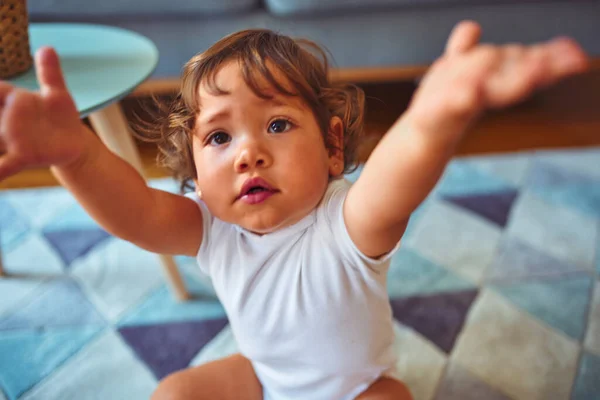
492 274 593 340
117 285 226 327
535 147 600 180
0 198 30 252
42 203 100 231
464 153 530 187
1 234 64 277
0 327 102 399
119 317 228 380
572 351 600 400
487 236 588 283
69 238 166 323
174 257 218 298
391 322 447 400
443 189 519 227
584 281 600 356
526 159 599 187
596 242 600 275
387 248 474 298
530 180 600 218
0 278 44 318
0 147 598 400
390 289 478 353
433 161 515 197
401 197 433 242
19 330 157 400
506 191 598 269
2 186 75 229
42 228 111 267
0 278 106 331
434 362 511 400
190 325 240 367
452 289 580 400
405 200 502 284
40 202 113 267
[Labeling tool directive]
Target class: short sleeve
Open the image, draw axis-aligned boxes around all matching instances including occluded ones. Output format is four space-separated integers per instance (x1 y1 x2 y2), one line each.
185 192 214 276
320 179 402 270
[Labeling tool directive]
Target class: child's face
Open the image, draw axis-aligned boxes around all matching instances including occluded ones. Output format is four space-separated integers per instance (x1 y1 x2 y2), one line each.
191 61 341 234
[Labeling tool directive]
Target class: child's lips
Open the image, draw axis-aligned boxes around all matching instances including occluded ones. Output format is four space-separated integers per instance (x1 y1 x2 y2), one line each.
237 177 279 204
240 190 277 205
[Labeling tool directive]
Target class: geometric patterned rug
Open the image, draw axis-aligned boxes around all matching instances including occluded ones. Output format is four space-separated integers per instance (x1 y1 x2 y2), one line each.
0 147 599 400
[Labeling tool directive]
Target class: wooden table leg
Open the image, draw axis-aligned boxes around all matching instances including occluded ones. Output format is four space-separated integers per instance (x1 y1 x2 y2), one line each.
88 103 190 301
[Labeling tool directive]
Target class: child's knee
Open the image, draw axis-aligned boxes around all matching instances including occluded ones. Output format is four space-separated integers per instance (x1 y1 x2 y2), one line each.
356 376 413 400
151 355 262 400
151 370 194 400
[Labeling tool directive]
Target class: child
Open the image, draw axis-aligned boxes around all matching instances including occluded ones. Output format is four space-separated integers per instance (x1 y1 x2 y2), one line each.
0 21 588 400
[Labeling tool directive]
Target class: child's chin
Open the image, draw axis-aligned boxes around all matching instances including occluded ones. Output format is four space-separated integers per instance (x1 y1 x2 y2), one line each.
238 217 282 235
236 207 313 235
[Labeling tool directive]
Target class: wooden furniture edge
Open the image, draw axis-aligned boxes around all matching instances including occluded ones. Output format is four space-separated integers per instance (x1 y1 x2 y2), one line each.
132 58 600 97
131 64 431 96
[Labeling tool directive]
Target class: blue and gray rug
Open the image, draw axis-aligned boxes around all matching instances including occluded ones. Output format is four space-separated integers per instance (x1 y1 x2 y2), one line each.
1 147 599 400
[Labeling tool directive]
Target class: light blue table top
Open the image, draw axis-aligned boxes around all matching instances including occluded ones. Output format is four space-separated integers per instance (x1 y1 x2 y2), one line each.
8 23 159 117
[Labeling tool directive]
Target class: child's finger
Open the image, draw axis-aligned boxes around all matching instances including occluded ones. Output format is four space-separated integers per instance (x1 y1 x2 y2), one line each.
445 20 481 56
0 153 22 181
506 38 588 95
0 99 21 179
35 47 68 96
487 44 526 82
0 90 37 144
543 37 589 84
484 46 545 108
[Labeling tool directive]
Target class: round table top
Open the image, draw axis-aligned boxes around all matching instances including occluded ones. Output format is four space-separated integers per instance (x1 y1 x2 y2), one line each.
8 23 159 116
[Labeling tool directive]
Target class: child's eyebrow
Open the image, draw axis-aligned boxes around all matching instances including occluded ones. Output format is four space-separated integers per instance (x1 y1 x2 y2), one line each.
265 97 288 107
197 95 301 126
199 109 231 125
264 95 302 110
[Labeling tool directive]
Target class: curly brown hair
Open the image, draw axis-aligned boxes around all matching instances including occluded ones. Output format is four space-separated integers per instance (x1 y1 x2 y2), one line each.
137 29 366 193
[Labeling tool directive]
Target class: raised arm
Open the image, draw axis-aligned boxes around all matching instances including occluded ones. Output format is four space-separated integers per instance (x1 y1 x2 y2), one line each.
343 21 590 258
0 47 203 256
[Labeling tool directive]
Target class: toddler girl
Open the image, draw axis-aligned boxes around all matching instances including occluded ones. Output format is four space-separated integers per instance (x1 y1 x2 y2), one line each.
0 21 588 400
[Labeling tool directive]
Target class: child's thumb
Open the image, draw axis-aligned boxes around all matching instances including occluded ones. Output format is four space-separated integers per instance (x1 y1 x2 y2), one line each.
35 47 68 95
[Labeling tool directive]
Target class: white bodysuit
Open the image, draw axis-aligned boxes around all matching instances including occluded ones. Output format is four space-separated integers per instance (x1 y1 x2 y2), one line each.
191 179 400 400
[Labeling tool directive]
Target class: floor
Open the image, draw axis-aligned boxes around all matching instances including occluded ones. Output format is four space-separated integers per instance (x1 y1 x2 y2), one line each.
1 147 599 399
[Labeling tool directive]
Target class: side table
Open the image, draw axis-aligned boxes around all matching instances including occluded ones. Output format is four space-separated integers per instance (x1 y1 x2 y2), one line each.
1 23 190 301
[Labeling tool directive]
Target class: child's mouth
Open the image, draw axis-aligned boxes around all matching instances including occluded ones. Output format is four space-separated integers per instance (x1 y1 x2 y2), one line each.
248 187 267 194
238 177 279 205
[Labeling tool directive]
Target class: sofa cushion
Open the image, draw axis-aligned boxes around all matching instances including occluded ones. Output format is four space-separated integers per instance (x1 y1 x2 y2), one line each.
28 0 259 19
264 0 567 16
106 1 599 78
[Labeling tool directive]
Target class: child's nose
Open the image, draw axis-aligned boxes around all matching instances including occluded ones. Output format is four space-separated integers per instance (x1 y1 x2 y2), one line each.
234 142 272 173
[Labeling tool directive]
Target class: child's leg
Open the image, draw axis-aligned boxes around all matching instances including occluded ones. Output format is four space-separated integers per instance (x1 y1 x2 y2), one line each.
151 354 263 400
356 376 413 400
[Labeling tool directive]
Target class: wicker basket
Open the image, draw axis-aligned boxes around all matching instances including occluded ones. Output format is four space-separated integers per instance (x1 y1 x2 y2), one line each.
0 0 32 79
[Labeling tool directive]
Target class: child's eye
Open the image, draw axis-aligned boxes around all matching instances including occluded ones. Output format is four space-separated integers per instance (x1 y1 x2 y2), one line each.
207 131 231 146
268 119 293 134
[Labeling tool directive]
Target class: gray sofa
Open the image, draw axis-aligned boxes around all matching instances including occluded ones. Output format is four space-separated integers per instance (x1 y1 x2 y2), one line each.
29 0 600 82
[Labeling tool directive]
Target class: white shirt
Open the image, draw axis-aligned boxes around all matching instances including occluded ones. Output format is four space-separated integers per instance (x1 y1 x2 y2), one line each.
191 179 399 400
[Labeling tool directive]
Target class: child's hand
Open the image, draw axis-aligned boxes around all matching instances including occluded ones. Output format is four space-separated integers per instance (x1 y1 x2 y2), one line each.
0 47 86 180
406 21 589 144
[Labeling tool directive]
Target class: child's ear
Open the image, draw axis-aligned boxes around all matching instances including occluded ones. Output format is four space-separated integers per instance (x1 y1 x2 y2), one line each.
328 116 344 177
